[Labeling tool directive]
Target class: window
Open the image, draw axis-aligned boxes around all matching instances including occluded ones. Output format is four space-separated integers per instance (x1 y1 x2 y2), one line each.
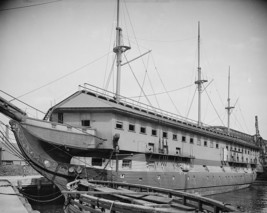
216 143 219 149
140 126 146 134
210 141 214 148
116 121 123 129
4 161 13 165
129 124 135 132
151 129 157 136
190 137 194 144
176 147 181 155
58 113 63 124
122 160 132 168
204 141 208 147
163 131 168 138
182 136 186 142
81 120 90 127
92 158 103 166
148 143 154 152
173 134 177 141
226 146 228 150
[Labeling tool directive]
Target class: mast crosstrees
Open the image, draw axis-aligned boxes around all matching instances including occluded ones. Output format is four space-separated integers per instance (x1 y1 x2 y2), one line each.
225 67 234 134
113 0 130 101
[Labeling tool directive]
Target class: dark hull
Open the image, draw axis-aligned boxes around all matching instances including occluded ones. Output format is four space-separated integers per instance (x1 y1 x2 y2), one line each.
10 120 80 191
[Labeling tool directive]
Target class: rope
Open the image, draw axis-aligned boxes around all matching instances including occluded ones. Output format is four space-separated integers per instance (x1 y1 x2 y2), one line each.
151 54 182 116
186 87 197 119
0 185 12 187
109 200 116 211
0 192 24 196
0 90 45 114
0 127 25 160
103 3 117 90
0 0 62 12
123 54 154 109
18 189 61 198
204 89 225 126
22 193 64 203
129 84 194 99
10 51 112 101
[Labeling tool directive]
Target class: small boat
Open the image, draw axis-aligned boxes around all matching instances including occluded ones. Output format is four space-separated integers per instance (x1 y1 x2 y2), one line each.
62 179 237 213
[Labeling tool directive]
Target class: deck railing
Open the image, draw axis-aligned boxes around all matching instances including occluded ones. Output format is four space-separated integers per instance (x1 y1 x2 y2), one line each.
80 83 208 128
63 179 237 213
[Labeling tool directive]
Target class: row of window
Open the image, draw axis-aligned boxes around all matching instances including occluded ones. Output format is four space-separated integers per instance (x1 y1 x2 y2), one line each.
116 121 220 148
115 121 259 154
91 157 132 168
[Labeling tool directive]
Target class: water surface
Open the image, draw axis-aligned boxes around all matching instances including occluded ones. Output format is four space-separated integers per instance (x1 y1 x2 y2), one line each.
207 184 267 213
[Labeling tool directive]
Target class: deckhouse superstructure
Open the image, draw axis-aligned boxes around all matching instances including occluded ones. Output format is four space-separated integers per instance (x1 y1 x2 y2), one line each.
41 84 261 194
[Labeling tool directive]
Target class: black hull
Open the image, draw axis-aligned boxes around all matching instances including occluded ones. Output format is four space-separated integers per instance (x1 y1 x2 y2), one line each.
10 120 81 191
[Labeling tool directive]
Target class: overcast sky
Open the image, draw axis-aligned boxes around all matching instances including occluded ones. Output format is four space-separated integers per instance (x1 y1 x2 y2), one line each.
0 0 267 139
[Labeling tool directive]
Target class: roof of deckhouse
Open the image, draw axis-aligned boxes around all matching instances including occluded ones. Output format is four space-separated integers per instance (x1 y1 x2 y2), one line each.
45 86 260 150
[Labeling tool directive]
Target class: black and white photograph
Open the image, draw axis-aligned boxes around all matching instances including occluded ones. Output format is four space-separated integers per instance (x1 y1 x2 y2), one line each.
0 0 267 212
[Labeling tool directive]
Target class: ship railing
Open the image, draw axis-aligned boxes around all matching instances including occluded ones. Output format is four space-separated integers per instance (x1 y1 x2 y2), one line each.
79 84 260 148
63 180 238 212
80 83 211 128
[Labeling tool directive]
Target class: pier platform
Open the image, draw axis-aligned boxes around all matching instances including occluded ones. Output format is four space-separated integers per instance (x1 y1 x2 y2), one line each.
0 179 39 213
0 175 52 188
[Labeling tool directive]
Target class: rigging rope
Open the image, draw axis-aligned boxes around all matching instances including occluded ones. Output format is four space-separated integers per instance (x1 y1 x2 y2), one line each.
104 56 116 92
18 188 61 198
103 3 117 90
151 54 182 116
122 0 160 107
203 89 225 126
0 124 25 160
186 87 197 119
129 83 194 99
10 51 112 102
0 0 62 12
0 90 45 114
125 35 196 43
123 54 154 109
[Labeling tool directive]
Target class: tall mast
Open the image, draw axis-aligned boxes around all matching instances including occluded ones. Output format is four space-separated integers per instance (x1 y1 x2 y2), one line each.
113 0 130 101
195 22 207 126
225 66 234 134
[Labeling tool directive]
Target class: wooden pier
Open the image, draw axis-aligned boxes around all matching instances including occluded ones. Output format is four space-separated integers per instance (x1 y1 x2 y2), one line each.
0 175 51 188
0 179 39 213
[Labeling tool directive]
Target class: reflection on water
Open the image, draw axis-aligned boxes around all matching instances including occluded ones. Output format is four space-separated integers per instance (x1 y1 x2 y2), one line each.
207 184 267 213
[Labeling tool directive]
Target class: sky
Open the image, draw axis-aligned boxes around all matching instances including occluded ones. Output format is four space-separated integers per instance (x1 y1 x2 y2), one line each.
0 0 267 139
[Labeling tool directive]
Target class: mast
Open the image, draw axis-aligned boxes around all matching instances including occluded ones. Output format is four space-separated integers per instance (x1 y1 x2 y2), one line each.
225 67 234 134
113 0 130 101
255 116 260 137
195 22 207 126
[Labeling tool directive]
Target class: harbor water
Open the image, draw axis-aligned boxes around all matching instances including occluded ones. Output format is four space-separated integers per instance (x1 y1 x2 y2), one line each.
207 184 267 213
27 184 267 213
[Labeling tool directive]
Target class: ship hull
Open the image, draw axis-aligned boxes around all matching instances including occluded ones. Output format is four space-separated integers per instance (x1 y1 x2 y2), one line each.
10 119 256 195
